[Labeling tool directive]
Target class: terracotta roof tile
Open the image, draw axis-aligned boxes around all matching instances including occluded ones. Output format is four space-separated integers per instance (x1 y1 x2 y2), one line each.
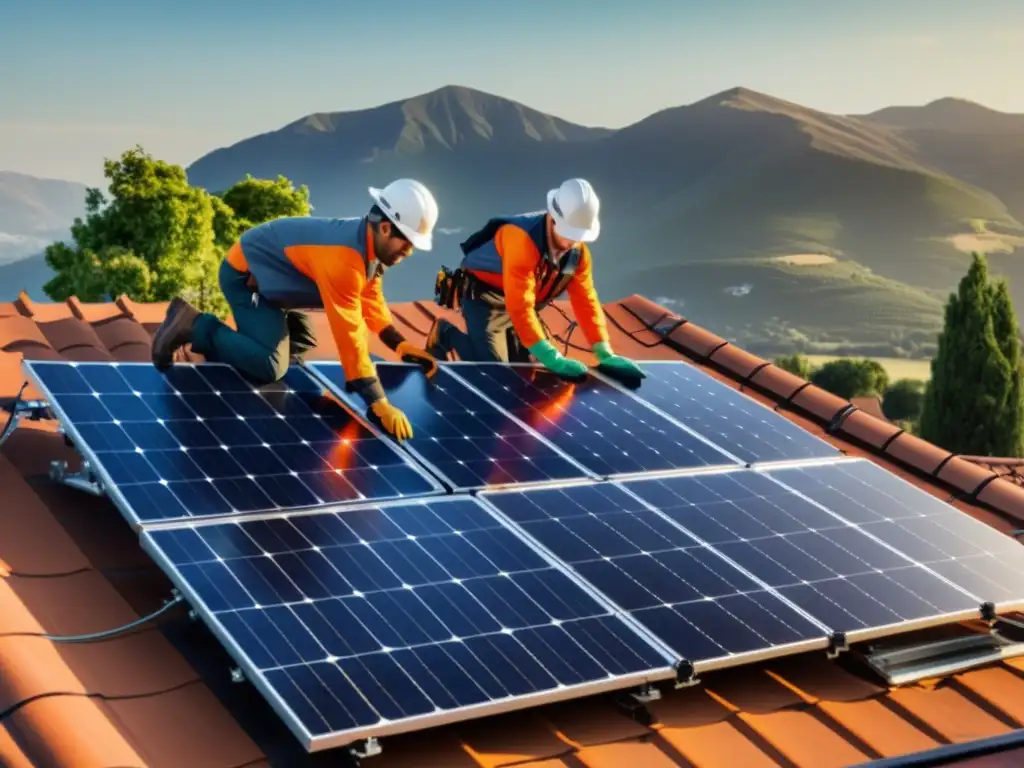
884 432 954 475
837 410 903 450
3 695 147 768
3 292 1024 767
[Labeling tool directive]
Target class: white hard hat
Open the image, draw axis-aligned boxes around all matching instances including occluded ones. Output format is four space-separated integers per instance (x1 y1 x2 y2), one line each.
546 178 600 243
368 178 439 251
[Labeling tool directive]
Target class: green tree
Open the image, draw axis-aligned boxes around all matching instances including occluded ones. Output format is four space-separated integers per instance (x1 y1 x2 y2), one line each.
810 358 890 400
774 353 815 379
44 146 216 308
882 378 925 422
919 253 1024 456
43 148 311 318
218 174 310 235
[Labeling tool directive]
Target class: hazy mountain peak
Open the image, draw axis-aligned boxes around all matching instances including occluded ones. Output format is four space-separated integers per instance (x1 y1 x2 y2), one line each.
857 97 1024 133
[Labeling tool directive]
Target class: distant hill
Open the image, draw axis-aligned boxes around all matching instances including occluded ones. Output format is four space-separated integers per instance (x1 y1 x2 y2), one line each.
857 98 1024 134
0 253 52 301
0 172 86 274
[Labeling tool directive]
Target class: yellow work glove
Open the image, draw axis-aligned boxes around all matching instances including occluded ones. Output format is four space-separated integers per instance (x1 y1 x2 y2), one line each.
396 341 439 379
370 399 414 441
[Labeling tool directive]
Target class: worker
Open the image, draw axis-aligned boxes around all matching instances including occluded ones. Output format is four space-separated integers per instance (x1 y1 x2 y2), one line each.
149 179 441 442
427 178 645 380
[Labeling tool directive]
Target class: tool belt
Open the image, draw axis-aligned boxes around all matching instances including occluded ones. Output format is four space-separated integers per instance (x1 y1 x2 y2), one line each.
434 266 470 310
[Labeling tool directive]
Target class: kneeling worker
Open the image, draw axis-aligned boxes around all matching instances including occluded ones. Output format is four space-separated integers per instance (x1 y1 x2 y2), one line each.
150 179 441 442
428 177 645 380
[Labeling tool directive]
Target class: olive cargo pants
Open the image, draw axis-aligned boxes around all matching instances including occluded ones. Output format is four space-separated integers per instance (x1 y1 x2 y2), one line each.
190 260 318 384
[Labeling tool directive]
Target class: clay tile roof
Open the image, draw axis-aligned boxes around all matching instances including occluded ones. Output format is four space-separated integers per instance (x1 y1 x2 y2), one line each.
2 291 1024 767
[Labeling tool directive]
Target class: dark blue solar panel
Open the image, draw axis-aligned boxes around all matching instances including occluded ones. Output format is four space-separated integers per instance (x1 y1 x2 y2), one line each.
768 459 1024 612
481 482 827 664
141 497 672 745
622 362 841 464
447 363 740 477
307 362 594 491
622 467 986 635
24 361 442 526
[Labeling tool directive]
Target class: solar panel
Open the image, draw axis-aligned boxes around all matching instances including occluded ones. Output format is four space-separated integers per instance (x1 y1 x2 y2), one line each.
766 459 1024 613
617 361 841 464
305 362 596 491
621 463 991 640
445 363 741 478
23 361 443 527
140 497 675 751
479 481 830 669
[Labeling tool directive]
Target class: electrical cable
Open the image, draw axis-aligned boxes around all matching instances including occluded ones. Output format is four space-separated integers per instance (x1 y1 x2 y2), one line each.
43 593 185 644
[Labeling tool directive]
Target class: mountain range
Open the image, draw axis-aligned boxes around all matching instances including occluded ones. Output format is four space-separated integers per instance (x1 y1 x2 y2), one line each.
4 85 1024 357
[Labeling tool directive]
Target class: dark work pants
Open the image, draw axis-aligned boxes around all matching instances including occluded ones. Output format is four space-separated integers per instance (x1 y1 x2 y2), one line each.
433 290 531 362
191 260 317 385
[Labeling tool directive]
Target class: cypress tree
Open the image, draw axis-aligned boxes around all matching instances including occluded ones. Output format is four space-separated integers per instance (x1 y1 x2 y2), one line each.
919 253 1024 456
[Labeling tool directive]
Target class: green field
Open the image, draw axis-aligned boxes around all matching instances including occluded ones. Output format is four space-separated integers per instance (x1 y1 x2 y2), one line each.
804 355 933 382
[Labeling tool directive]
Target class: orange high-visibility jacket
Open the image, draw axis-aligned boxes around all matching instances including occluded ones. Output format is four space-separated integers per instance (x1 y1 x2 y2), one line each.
228 216 402 399
459 212 609 349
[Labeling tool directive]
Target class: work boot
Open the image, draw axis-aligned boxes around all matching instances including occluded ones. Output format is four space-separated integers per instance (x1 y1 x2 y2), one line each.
151 297 201 371
426 318 450 360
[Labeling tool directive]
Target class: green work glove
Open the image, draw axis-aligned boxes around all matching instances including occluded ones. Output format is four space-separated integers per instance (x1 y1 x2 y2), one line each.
593 341 647 379
529 339 588 378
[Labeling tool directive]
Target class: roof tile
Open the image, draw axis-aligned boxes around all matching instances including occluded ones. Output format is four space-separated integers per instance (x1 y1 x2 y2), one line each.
707 343 769 380
975 478 1024 522
574 741 681 768
370 727 482 768
886 684 1014 743
737 709 873 768
817 699 942 758
92 316 157 360
663 322 728 359
884 433 953 475
541 699 652 748
458 711 571 767
837 410 904 449
954 667 1024 725
937 457 999 497
0 636 90 712
0 570 145 638
789 385 851 423
0 724 33 768
36 317 113 361
101 682 264 768
0 457 93 576
4 695 146 768
748 364 809 400
0 316 53 354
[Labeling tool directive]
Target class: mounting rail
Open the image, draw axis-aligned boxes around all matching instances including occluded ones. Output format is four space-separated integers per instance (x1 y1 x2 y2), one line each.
857 621 1024 686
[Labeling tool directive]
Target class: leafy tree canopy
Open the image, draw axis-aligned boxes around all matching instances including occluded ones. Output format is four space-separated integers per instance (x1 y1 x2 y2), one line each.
44 147 310 317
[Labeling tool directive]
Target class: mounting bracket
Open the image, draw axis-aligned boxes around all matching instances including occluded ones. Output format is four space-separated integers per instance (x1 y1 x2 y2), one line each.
349 737 382 761
229 667 246 684
49 458 105 496
673 659 701 689
0 393 51 450
827 631 849 659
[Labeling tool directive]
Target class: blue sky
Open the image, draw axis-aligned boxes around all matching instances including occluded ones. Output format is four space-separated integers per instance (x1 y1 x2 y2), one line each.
2 0 1023 185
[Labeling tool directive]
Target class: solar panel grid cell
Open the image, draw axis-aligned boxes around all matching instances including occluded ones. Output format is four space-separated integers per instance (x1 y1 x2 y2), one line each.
768 460 1024 613
306 362 596 490
445 363 742 478
479 481 830 666
141 497 673 747
24 361 442 526
623 464 987 637
619 361 842 464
